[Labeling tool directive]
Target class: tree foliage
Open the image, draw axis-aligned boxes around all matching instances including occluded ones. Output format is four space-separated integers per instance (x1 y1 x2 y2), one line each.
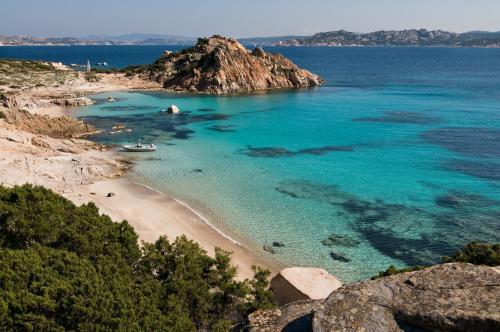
442 242 500 266
0 185 275 331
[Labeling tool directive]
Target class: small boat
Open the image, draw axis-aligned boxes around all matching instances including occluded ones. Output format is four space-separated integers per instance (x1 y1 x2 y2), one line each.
112 123 126 130
122 141 157 152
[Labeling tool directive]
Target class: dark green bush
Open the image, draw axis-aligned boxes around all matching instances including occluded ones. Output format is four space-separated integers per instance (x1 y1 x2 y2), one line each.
0 185 275 331
442 242 500 266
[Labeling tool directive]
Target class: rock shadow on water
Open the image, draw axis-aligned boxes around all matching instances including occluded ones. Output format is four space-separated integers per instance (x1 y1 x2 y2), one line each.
442 159 500 182
330 251 351 263
435 190 499 210
239 145 353 158
354 111 440 124
421 127 500 157
321 233 361 248
100 105 158 112
274 180 500 266
82 109 232 142
207 125 237 133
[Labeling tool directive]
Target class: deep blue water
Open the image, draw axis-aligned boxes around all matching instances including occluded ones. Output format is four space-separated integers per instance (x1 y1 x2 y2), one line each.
4 45 499 281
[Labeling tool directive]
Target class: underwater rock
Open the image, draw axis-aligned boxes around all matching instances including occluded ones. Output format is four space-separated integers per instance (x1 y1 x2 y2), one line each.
241 145 353 158
329 251 351 263
207 125 236 132
273 241 286 247
422 127 500 157
263 245 276 254
321 233 361 248
354 111 440 124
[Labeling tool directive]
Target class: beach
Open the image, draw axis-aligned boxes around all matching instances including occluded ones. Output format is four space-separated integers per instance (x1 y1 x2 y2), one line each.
73 178 279 279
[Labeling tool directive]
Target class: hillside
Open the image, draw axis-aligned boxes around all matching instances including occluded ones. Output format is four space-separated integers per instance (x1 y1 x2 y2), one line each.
278 29 500 47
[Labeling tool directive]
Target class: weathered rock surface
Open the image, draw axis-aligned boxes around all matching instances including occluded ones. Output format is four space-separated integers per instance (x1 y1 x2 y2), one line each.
146 36 324 94
270 267 342 306
1 93 96 138
249 263 500 332
248 300 321 332
2 108 96 139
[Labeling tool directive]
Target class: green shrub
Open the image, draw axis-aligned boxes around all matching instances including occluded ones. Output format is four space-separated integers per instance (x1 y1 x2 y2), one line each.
442 242 500 266
372 242 499 280
84 71 99 82
0 184 275 330
371 265 427 280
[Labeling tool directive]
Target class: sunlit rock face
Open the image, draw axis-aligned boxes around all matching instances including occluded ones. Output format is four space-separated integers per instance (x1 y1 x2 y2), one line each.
146 36 324 94
248 263 500 332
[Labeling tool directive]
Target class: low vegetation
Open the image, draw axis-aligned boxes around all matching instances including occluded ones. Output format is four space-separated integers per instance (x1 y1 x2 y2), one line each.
372 242 500 279
0 59 77 91
0 185 275 331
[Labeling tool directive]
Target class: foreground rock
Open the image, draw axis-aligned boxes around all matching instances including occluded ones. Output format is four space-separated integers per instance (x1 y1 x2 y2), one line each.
249 263 500 331
270 267 342 305
146 35 324 94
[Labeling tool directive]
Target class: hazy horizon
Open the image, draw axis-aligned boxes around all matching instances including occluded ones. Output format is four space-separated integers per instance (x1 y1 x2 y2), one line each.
2 0 500 38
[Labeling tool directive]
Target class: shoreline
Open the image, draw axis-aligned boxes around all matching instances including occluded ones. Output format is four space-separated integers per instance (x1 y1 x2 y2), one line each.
71 175 281 280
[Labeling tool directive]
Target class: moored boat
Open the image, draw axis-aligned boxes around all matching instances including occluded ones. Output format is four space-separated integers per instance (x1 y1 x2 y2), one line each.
122 141 157 152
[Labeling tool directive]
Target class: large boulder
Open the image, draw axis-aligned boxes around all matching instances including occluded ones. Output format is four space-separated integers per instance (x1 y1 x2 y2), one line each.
270 267 342 306
146 36 324 94
249 263 500 332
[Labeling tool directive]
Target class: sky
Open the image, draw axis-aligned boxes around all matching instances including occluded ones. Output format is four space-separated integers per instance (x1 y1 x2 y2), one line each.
1 0 500 38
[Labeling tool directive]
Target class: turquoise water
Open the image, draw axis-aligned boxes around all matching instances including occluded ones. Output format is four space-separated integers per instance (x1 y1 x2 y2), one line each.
75 47 500 282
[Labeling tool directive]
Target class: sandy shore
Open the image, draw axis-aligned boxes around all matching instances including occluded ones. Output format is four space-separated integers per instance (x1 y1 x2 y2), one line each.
70 177 279 279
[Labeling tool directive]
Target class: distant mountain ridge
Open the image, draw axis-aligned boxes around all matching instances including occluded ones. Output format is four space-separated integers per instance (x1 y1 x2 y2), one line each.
0 33 197 46
278 29 500 47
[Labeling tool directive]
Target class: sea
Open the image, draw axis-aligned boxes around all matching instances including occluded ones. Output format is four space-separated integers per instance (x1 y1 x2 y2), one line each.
2 45 499 282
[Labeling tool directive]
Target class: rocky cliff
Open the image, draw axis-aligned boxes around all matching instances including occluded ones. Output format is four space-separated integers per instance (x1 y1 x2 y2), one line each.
146 36 324 94
248 263 500 331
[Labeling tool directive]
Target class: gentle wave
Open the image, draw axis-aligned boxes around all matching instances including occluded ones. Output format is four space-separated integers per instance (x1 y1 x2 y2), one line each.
132 182 243 246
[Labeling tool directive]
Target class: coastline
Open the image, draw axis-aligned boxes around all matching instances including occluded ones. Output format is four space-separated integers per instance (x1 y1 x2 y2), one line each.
0 63 281 280
70 176 280 280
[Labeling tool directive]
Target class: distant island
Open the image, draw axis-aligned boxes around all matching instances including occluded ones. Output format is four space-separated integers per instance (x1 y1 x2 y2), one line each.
3 29 500 47
277 29 500 47
0 33 198 46
141 35 324 94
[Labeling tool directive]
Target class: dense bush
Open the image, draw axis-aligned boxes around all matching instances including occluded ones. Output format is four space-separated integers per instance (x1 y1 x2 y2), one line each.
0 185 275 331
442 242 500 266
372 241 500 279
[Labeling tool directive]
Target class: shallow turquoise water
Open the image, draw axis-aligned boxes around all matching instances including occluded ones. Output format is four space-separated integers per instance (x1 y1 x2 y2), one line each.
76 47 500 281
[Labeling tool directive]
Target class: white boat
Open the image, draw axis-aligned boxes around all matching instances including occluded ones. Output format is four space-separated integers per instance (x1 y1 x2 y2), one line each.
122 141 157 152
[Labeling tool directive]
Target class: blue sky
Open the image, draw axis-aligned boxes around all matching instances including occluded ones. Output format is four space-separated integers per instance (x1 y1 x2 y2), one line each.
2 0 499 37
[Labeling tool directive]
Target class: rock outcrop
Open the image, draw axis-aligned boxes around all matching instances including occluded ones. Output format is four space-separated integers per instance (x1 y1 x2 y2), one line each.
146 36 324 94
270 267 342 306
248 263 500 331
2 108 96 139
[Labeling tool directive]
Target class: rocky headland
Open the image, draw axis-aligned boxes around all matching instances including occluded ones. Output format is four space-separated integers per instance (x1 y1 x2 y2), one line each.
144 35 324 94
248 263 500 331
